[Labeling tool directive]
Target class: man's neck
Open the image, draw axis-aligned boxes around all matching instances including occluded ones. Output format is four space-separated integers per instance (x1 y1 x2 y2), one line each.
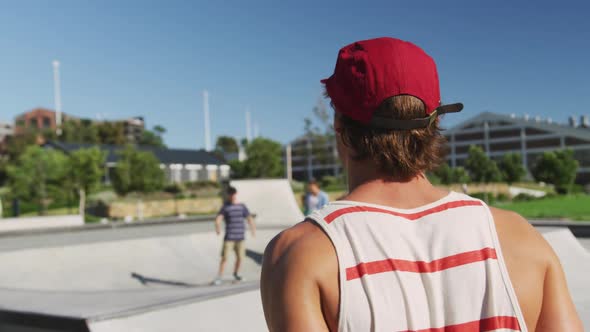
344 162 448 209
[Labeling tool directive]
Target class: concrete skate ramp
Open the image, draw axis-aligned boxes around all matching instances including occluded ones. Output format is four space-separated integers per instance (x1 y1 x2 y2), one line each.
231 179 304 227
88 289 266 332
0 229 275 290
539 228 590 328
0 225 278 332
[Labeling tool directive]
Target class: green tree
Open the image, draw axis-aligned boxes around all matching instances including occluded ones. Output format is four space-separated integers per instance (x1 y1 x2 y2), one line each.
139 125 167 148
433 163 471 185
215 136 239 154
0 158 8 187
140 131 164 147
60 120 100 144
69 148 107 218
532 149 578 194
498 153 526 184
111 146 165 195
452 167 471 184
242 138 284 178
4 131 38 161
312 97 333 135
228 159 247 179
153 125 166 137
465 146 502 183
433 163 453 184
7 146 68 215
97 122 126 145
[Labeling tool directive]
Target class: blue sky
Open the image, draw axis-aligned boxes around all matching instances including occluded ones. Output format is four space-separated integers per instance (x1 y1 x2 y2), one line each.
1 1 589 149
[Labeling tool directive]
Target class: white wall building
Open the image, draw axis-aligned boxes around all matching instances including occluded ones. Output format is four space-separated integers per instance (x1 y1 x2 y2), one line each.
0 122 13 143
46 142 230 184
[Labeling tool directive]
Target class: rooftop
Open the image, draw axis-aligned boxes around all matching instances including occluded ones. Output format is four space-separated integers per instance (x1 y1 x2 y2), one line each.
45 141 227 166
446 111 590 141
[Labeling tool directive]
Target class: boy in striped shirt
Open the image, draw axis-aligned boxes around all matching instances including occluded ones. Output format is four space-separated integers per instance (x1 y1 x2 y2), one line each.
213 186 255 285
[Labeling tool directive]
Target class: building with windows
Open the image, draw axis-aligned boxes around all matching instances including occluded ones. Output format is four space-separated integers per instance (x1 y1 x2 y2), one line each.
122 117 145 143
444 112 590 184
0 122 14 153
14 108 145 143
286 112 590 185
45 142 230 184
287 135 339 181
0 122 13 143
14 108 73 135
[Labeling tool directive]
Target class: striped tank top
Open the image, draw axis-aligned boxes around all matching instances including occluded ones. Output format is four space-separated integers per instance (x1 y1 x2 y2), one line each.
309 191 527 332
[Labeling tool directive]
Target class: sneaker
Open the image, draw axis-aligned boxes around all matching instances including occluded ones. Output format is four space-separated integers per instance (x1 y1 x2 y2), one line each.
233 273 244 282
212 277 222 286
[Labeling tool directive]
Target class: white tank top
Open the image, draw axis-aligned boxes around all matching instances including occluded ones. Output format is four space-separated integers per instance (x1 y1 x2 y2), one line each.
309 191 527 332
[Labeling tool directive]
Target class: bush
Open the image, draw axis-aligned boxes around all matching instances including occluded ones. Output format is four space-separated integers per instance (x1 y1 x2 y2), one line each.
184 181 220 190
470 192 496 204
513 193 537 202
544 192 558 199
86 200 109 218
290 180 305 193
183 181 221 198
320 175 346 191
496 193 509 202
426 172 441 185
84 214 102 223
571 184 584 194
164 183 185 195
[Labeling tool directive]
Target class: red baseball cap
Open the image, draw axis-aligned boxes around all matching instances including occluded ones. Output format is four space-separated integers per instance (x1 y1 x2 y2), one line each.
321 37 462 129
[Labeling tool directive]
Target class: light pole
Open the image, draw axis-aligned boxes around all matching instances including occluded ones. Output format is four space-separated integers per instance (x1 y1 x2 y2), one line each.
52 60 62 136
203 90 211 151
245 108 252 142
254 122 259 138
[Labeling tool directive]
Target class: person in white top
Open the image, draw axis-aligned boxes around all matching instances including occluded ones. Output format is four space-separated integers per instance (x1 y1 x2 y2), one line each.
261 37 582 331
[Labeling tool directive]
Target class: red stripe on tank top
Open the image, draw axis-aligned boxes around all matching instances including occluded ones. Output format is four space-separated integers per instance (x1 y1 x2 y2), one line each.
324 200 482 224
398 315 521 332
346 247 497 280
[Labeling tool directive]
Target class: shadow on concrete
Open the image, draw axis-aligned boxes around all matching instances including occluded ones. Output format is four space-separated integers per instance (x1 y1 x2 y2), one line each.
246 249 263 265
130 272 195 287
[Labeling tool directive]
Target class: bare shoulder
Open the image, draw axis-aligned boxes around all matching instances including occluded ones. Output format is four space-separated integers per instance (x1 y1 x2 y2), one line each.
263 219 335 275
260 220 337 331
489 206 553 263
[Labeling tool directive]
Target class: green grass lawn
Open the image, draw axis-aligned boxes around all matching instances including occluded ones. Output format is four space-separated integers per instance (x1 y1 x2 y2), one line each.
494 194 590 221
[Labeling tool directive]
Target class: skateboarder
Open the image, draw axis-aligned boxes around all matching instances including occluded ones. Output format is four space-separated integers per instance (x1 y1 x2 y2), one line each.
261 37 582 331
213 186 255 285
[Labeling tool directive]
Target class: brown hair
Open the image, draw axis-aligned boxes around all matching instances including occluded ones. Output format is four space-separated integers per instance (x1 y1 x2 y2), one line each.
336 95 447 180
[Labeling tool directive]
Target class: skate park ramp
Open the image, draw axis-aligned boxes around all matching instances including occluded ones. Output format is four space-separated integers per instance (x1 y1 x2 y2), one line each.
0 179 307 331
538 227 590 328
231 179 304 227
0 227 278 332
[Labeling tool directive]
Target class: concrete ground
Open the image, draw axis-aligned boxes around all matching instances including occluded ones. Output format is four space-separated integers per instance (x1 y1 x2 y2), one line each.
579 237 590 251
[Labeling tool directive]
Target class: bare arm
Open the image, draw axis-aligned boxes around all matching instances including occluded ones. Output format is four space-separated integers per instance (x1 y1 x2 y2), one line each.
247 215 256 237
491 207 583 331
215 214 223 236
261 224 331 332
535 244 583 331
